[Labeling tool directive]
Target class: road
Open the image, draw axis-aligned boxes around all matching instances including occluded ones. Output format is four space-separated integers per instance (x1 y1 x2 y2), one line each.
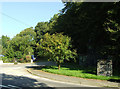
0 63 113 89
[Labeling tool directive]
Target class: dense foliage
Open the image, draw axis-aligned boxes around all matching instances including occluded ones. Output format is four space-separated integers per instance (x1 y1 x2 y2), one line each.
1 27 36 63
37 33 77 69
52 2 120 66
0 2 119 73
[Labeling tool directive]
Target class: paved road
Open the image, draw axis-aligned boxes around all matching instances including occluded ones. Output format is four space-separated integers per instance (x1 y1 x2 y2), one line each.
0 63 113 89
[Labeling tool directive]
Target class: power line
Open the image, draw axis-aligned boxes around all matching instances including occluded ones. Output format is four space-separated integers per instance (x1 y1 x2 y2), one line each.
0 12 31 27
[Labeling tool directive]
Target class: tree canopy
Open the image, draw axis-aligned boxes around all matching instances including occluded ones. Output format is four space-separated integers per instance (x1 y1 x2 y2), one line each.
1 2 120 68
38 33 77 69
53 2 120 60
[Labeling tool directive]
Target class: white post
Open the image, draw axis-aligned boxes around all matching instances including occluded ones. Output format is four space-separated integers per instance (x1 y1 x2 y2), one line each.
31 59 33 63
0 60 3 64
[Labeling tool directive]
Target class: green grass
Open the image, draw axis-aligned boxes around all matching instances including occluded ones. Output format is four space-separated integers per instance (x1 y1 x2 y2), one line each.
40 63 120 81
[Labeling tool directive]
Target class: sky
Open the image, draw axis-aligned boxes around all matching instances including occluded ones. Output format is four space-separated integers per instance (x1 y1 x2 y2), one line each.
0 1 64 38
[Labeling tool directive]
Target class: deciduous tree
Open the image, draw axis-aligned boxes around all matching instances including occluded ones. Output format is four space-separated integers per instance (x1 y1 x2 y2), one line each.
38 33 77 70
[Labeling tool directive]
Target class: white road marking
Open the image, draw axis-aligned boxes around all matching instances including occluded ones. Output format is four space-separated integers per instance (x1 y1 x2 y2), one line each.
8 85 22 89
0 64 99 87
26 73 97 87
0 84 10 88
0 84 22 89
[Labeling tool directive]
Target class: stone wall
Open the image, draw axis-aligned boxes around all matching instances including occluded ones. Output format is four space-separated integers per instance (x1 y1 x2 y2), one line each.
97 59 112 76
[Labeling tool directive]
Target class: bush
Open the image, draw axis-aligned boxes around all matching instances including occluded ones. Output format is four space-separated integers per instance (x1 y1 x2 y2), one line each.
2 57 14 63
14 62 18 64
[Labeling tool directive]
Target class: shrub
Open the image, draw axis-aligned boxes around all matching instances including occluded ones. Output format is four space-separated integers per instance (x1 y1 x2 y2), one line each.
2 57 14 63
14 62 18 65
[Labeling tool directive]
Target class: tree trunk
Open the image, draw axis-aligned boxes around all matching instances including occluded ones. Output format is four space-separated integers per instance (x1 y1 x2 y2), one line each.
58 64 60 70
57 61 61 70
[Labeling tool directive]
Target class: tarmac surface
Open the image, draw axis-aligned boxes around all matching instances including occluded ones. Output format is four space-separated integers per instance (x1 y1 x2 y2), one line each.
0 62 119 89
26 62 119 88
0 63 98 89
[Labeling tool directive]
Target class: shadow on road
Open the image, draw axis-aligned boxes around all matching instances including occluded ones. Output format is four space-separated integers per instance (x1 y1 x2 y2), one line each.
108 79 120 83
25 65 44 70
25 61 57 70
1 73 52 88
0 73 114 89
34 61 57 66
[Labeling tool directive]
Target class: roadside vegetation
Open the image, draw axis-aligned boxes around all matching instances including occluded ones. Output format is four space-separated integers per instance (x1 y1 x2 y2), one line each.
40 63 120 81
0 2 120 80
37 33 77 70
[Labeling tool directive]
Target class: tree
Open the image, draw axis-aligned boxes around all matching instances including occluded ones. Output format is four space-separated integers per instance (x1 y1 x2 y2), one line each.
48 14 59 34
38 33 77 70
52 2 120 66
1 35 10 49
5 45 14 58
34 22 50 58
24 46 34 55
35 22 49 43
0 44 2 55
6 27 36 60
0 38 2 54
0 35 10 55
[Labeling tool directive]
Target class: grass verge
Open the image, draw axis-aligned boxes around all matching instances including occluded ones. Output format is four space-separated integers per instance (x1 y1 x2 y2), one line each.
40 63 120 81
